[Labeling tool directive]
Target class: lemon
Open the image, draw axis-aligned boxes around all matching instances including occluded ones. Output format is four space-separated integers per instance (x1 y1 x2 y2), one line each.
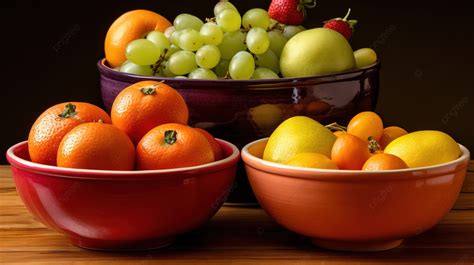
384 130 461 168
263 116 336 163
284 153 338 169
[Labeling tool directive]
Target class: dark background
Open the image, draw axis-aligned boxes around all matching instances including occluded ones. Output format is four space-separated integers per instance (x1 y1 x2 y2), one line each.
2 0 473 164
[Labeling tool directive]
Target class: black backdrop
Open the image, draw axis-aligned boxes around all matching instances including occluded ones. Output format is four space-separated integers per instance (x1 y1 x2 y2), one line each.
2 0 473 164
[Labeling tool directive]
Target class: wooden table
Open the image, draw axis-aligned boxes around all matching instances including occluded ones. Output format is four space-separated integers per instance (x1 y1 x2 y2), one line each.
1 165 473 264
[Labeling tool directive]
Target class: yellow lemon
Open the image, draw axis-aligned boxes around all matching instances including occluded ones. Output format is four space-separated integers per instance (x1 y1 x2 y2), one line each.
284 153 338 169
263 116 336 163
384 130 461 168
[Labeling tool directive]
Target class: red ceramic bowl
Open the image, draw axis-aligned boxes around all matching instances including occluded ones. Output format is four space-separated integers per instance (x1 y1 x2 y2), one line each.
6 140 239 251
242 138 470 251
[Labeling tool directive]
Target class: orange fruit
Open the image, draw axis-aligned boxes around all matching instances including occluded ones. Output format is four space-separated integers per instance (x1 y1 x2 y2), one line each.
331 134 371 170
284 153 338 169
362 153 408 171
136 123 214 170
379 126 408 149
347 111 384 143
111 81 189 144
28 102 111 166
57 122 135 170
105 10 172 68
333 130 345 137
195 128 224 161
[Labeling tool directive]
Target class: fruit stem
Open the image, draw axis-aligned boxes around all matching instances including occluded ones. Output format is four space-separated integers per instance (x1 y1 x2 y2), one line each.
368 136 381 153
302 0 317 8
325 122 347 132
343 8 352 21
164 130 178 145
58 103 78 118
140 86 157 95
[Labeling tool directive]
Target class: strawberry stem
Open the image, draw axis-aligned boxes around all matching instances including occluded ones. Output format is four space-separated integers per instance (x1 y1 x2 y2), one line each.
58 103 77 118
164 130 178 145
343 8 352 21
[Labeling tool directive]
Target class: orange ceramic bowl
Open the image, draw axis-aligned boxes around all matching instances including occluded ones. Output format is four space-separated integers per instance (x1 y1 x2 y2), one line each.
241 138 470 251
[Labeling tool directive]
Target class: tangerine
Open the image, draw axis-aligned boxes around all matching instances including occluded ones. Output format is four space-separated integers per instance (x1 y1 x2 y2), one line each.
195 128 224 161
347 111 384 143
136 123 214 170
105 10 172 68
28 102 111 166
379 126 408 149
362 153 408 171
57 122 135 170
331 134 371 170
111 81 189 144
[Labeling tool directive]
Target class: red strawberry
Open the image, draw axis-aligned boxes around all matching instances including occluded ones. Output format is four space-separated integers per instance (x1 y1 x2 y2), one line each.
323 8 358 40
268 0 316 25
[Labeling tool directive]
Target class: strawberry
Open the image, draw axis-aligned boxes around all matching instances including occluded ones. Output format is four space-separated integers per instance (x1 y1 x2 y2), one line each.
268 0 316 25
323 8 357 40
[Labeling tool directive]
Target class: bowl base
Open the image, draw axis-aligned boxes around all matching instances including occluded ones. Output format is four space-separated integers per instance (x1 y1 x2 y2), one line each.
311 238 403 252
70 236 175 251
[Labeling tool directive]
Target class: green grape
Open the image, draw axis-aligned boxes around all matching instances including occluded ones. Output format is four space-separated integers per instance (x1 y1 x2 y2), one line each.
164 26 175 39
165 44 180 58
159 61 177 77
246 28 270 55
214 1 237 16
242 8 270 30
168 50 197 75
354 48 377 68
267 30 287 57
213 59 230 77
146 31 170 52
200 22 224 45
216 9 241 32
218 30 246 60
229 51 255 80
282 25 305 39
125 39 161 66
252 67 279 79
255 49 279 74
170 30 182 46
174 13 204 31
179 29 203 51
119 61 154 76
195 45 221 69
188 68 218 80
269 18 279 29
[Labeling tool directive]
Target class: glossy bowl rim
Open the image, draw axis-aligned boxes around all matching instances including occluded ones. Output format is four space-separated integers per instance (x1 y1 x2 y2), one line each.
97 58 381 85
6 139 240 179
242 138 470 180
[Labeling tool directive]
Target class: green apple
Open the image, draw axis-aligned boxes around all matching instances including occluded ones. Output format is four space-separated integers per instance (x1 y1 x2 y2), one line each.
280 28 356 78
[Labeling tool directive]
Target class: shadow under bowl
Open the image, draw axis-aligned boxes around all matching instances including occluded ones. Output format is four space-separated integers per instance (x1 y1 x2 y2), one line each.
98 59 381 204
6 139 239 251
241 138 470 251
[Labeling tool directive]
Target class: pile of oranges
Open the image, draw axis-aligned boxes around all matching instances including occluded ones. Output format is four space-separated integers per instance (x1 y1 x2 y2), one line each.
27 81 222 171
329 111 409 170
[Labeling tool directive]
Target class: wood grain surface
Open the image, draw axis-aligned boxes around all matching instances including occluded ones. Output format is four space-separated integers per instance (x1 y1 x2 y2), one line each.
1 165 473 264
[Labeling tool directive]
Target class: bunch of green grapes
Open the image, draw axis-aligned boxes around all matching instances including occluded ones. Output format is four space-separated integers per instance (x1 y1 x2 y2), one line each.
117 1 306 80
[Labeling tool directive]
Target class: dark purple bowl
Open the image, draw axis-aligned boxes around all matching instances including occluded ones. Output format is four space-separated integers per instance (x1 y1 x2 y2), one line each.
98 58 380 204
